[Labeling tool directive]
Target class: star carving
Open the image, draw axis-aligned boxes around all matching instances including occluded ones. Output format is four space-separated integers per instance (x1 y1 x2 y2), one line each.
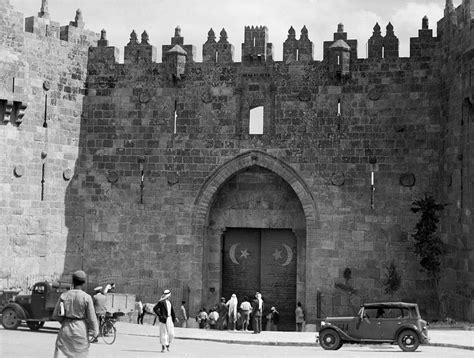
239 249 250 259
272 248 282 260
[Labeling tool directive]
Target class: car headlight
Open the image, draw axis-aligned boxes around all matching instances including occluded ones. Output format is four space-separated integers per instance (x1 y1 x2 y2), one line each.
321 320 326 326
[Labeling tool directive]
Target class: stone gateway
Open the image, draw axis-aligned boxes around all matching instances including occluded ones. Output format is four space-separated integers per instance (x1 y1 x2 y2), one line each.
1 0 473 326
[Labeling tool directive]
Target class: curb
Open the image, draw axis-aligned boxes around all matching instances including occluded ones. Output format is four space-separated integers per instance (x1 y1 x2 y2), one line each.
428 343 474 351
121 332 474 350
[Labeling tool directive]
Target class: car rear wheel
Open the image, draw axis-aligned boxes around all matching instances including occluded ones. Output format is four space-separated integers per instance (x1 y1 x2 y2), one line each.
397 329 420 352
319 329 342 350
27 321 44 331
2 308 20 330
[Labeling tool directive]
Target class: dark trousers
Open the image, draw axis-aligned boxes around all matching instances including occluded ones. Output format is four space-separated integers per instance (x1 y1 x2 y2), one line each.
252 314 262 333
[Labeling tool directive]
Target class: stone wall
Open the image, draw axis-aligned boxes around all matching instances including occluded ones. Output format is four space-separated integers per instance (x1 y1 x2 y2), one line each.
1 0 472 322
0 0 97 284
436 0 474 320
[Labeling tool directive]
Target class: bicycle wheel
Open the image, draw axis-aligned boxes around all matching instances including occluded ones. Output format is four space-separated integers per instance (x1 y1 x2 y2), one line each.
100 320 116 345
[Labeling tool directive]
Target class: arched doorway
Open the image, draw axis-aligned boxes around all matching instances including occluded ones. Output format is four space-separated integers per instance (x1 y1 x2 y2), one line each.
191 150 318 329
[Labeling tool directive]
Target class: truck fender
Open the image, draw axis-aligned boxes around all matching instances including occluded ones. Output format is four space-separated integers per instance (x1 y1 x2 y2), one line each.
320 326 356 341
2 302 29 320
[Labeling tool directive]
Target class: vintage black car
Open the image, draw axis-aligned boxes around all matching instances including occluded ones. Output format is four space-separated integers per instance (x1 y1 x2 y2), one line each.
318 302 429 352
1 281 70 330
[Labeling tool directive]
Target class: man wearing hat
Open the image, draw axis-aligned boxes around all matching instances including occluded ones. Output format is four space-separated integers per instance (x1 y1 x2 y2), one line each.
269 306 280 331
153 289 176 352
91 286 108 342
53 270 98 358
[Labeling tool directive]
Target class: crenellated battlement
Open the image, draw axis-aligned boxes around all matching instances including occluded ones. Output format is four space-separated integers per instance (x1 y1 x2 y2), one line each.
23 1 98 45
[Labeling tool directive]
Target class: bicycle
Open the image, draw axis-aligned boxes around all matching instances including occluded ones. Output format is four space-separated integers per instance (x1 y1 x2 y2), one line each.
89 311 124 345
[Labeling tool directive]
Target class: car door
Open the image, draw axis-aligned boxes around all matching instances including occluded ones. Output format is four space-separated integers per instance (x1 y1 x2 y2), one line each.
30 283 47 319
353 307 383 340
378 307 405 340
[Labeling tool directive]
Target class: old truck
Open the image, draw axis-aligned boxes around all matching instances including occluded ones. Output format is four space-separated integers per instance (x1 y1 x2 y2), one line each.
1 281 71 330
1 281 136 330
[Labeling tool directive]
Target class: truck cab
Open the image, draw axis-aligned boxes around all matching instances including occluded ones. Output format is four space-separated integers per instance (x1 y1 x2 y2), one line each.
1 281 70 330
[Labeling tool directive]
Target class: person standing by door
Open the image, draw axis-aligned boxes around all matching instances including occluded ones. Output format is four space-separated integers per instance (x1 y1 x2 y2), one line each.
239 296 252 332
178 301 187 328
226 293 238 331
52 270 98 358
251 292 263 334
270 306 280 331
295 301 305 332
216 297 227 330
153 289 176 353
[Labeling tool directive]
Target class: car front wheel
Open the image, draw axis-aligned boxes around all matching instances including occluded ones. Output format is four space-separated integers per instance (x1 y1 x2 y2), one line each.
397 329 420 352
1 308 20 330
319 329 342 350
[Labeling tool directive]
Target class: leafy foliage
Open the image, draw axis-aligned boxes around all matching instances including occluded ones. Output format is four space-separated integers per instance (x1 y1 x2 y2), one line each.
335 267 356 294
410 195 447 277
383 261 401 295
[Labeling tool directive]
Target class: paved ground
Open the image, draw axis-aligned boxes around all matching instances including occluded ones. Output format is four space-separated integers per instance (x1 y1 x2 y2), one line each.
119 321 474 349
30 320 474 350
1 323 474 358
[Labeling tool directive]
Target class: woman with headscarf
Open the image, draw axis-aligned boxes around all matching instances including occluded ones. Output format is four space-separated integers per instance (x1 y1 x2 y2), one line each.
53 270 98 358
226 293 238 331
153 289 176 352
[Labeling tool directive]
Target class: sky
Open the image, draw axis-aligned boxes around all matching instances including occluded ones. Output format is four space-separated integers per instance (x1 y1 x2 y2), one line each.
8 0 461 62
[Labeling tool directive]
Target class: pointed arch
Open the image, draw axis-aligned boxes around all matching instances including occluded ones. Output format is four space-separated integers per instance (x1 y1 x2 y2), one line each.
192 150 318 232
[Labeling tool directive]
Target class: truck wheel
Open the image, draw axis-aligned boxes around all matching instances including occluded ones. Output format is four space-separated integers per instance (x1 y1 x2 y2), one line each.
319 330 341 350
2 308 20 330
27 321 44 331
397 329 420 352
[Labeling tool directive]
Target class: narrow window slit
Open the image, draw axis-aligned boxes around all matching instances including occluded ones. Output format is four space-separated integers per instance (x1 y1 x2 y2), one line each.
337 99 341 116
140 169 144 204
43 94 48 128
173 100 177 134
41 163 46 201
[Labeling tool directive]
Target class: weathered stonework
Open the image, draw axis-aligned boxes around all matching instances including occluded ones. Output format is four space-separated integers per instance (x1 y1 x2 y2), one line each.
1 0 473 324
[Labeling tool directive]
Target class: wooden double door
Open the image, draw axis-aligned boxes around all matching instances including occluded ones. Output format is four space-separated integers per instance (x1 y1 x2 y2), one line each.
222 228 296 331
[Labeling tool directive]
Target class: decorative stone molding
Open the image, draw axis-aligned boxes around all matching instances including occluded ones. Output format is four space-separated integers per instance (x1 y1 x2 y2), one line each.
16 103 27 124
298 89 311 102
3 100 14 122
201 88 213 103
331 172 345 186
138 90 151 104
1 98 28 124
399 173 415 187
107 171 119 183
167 172 179 185
14 165 25 177
63 168 73 181
368 85 385 101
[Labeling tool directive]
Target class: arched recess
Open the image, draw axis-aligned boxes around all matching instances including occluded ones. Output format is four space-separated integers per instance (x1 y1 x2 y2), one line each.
190 150 319 311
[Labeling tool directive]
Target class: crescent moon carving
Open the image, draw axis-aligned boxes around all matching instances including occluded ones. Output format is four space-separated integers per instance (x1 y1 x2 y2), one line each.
282 244 293 266
229 243 240 265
